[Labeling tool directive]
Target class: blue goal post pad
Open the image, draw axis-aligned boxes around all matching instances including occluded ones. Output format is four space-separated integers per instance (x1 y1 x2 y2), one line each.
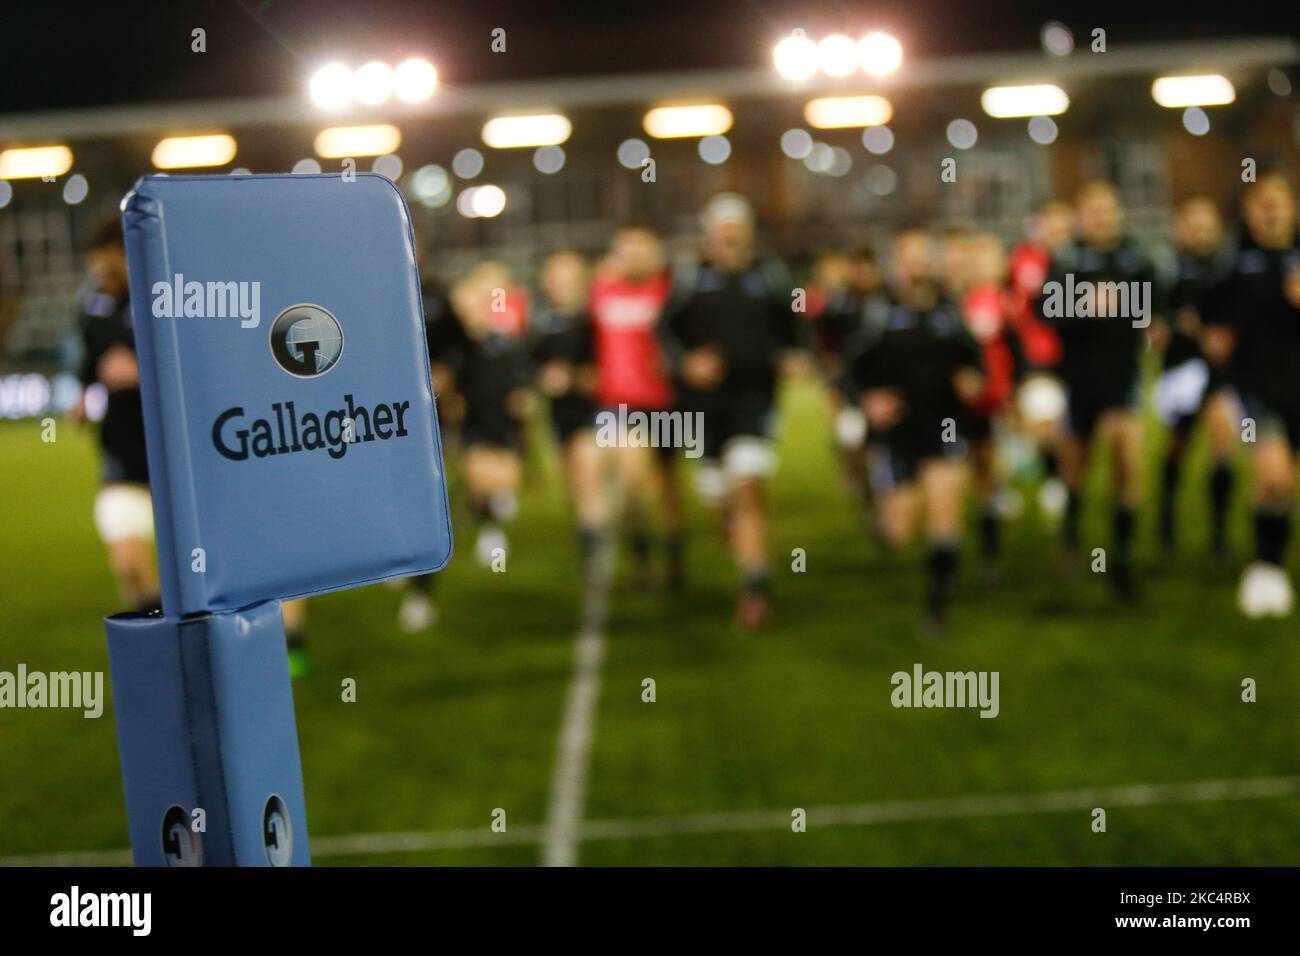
121 173 453 617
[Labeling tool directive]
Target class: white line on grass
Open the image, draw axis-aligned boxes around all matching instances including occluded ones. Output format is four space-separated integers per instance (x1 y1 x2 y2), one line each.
5 775 1297 866
539 533 615 867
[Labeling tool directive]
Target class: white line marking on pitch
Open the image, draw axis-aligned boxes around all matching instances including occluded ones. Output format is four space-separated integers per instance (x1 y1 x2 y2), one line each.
5 775 1297 866
539 534 615 867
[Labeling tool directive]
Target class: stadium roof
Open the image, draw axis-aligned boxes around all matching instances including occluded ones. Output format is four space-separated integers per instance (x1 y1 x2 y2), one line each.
1 38 1296 142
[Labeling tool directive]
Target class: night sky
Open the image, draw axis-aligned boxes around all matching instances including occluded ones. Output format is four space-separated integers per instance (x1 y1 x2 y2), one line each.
3 0 1296 115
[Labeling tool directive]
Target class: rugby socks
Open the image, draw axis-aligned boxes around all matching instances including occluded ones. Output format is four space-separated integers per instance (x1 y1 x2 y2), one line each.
742 566 770 598
979 503 1001 559
1063 491 1081 550
1210 464 1233 556
1111 504 1137 598
665 533 686 590
1160 452 1180 548
1113 504 1136 565
1253 508 1293 567
926 541 958 620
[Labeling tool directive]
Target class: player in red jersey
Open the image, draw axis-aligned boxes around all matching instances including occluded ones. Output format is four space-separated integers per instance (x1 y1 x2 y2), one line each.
589 227 686 588
1008 200 1074 525
959 234 1023 578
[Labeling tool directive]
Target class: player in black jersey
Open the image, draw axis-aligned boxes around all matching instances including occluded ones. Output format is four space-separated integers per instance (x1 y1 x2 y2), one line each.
1151 197 1236 556
1040 181 1158 598
531 250 605 576
846 229 983 634
1200 171 1300 617
399 263 533 632
72 220 159 614
659 194 808 630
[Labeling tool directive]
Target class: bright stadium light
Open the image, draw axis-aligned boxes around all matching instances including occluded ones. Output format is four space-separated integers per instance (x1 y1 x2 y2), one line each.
353 61 395 105
981 84 1069 118
151 134 237 169
818 34 859 77
859 32 903 76
804 95 892 129
309 63 354 109
393 58 437 102
643 104 733 138
458 184 506 218
0 145 73 180
314 124 402 158
481 114 572 148
471 184 506 217
1152 74 1236 108
773 33 819 80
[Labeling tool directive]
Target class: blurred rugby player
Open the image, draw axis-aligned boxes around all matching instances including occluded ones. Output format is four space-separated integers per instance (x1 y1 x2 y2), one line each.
1151 197 1236 556
590 228 684 588
847 230 983 634
660 195 807 629
1202 171 1300 616
71 220 159 614
1041 182 1157 598
532 250 605 578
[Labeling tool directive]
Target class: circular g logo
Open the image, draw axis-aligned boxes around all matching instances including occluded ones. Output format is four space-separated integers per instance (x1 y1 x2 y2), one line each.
161 804 203 867
269 304 344 378
263 794 293 867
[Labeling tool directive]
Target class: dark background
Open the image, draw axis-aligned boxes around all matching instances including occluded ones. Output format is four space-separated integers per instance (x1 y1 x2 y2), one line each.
5 0 1298 114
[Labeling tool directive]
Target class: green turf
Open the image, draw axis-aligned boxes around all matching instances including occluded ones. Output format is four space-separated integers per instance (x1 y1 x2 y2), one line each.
0 382 1296 865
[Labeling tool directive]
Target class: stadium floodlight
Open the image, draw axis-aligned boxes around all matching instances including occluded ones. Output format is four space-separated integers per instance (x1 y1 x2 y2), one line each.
981 84 1069 118
804 95 892 129
817 34 859 77
151 134 237 169
481 114 572 148
471 184 506 217
0 145 73 179
309 63 354 109
859 32 903 76
393 58 437 102
643 104 733 138
314 124 402 158
773 33 819 80
353 61 395 105
1151 74 1236 108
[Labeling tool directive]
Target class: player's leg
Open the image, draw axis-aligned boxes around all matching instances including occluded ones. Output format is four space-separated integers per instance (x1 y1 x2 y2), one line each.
464 444 522 567
1102 408 1142 598
1204 389 1238 558
724 436 777 630
969 427 1001 577
654 446 687 590
565 427 608 579
919 456 965 632
614 442 656 586
1159 416 1193 551
1238 418 1296 617
93 483 159 611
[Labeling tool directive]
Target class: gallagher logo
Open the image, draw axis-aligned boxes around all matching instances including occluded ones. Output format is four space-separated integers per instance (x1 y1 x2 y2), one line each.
269 303 344 377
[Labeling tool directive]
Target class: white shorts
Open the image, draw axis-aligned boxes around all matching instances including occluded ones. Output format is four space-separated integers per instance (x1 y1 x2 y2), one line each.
694 436 775 503
93 484 155 544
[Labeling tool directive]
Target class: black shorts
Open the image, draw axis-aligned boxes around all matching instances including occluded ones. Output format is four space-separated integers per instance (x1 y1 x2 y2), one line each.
867 425 966 492
550 397 595 446
463 414 523 452
1239 392 1300 449
1065 380 1139 438
699 397 773 462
